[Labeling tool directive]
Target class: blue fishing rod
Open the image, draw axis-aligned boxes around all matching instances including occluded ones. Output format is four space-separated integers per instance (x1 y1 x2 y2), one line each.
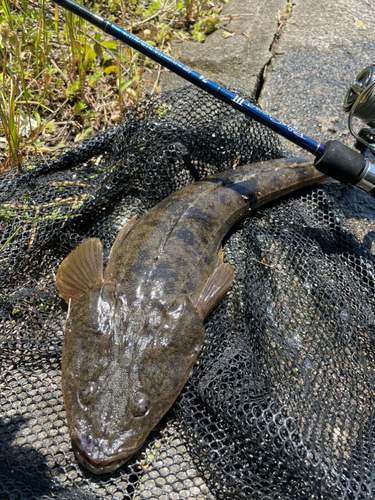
52 0 375 195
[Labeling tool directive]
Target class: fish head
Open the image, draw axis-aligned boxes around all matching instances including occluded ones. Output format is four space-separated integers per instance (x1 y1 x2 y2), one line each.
62 284 205 474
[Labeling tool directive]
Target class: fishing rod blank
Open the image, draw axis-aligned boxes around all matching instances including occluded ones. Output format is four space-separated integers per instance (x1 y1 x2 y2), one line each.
52 0 324 157
52 0 375 195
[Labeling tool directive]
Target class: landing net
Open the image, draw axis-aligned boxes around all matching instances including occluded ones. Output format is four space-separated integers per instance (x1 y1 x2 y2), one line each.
1 85 375 500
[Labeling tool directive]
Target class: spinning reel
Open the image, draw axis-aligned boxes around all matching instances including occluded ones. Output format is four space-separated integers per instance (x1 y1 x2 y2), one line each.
344 64 375 155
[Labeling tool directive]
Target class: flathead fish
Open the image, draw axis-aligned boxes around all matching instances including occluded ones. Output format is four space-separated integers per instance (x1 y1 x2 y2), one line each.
56 157 325 474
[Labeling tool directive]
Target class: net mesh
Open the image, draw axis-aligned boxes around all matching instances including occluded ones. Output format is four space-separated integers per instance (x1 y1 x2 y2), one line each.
1 85 375 500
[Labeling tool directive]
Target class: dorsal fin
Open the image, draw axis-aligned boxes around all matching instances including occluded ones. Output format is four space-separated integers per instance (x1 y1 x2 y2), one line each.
56 238 103 305
109 215 138 259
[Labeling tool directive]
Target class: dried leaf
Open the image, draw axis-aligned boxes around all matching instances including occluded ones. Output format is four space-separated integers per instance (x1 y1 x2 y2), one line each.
103 65 118 75
354 18 366 30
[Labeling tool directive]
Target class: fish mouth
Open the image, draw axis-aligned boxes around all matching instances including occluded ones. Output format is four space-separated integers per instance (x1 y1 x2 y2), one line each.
71 433 138 475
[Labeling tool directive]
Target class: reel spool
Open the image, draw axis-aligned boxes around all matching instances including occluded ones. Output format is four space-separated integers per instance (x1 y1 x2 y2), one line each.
343 64 375 154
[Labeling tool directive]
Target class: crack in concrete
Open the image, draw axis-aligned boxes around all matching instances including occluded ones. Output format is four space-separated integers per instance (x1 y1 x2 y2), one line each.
255 1 294 100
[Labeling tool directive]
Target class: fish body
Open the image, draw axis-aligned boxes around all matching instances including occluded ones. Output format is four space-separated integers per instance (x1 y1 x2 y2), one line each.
56 157 325 474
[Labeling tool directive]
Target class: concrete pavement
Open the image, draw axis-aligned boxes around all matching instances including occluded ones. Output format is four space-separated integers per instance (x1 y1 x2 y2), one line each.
161 0 375 156
160 0 285 96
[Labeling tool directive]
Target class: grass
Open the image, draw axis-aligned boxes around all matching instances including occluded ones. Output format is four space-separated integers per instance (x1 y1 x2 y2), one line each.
0 0 227 172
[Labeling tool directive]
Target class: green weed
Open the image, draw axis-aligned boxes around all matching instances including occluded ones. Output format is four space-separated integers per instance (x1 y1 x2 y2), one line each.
0 0 226 172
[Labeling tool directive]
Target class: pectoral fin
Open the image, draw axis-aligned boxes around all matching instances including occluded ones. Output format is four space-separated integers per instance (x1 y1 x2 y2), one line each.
56 238 103 305
109 215 138 258
195 251 234 323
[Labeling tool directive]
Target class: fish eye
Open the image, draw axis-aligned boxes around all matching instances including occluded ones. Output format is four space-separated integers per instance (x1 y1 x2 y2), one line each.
81 381 98 404
132 394 150 417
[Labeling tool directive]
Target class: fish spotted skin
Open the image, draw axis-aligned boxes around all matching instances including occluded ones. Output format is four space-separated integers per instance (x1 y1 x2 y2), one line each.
56 157 325 474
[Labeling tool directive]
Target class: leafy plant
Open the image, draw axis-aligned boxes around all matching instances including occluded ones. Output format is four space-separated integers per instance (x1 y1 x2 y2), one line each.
0 0 226 171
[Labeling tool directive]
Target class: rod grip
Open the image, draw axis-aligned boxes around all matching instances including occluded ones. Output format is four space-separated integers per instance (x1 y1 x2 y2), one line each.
314 140 366 184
